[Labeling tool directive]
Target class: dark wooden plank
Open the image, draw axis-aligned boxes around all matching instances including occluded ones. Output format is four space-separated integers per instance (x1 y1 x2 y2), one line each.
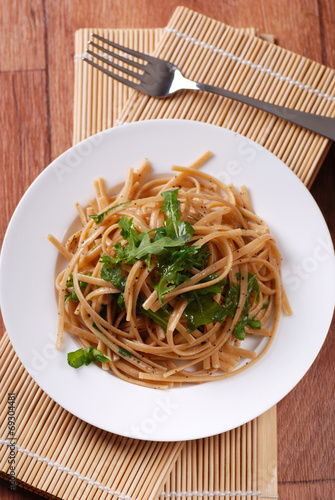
0 477 41 500
279 480 335 500
316 0 335 68
277 144 335 494
0 70 50 243
278 324 335 480
0 0 46 71
0 69 50 338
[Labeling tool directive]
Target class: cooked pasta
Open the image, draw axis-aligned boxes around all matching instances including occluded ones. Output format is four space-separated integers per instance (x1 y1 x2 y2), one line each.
49 152 291 389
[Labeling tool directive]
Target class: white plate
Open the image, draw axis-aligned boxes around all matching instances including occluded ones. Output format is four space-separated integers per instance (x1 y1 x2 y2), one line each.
1 120 334 442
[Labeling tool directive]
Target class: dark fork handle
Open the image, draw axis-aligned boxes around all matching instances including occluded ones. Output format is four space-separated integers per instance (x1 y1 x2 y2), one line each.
196 82 335 141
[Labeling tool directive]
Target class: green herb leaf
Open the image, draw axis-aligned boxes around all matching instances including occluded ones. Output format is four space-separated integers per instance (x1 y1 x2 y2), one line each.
221 281 240 318
181 273 260 334
92 321 101 332
118 347 132 358
71 289 79 302
234 316 261 341
99 254 113 263
153 244 211 303
66 273 91 302
247 272 260 303
117 293 125 310
189 244 211 270
181 275 230 331
261 297 269 310
137 298 170 332
101 261 126 291
161 189 194 242
195 276 228 296
233 273 261 340
154 246 201 302
233 320 247 340
183 293 225 331
125 232 186 262
67 346 111 368
105 192 199 269
66 274 74 287
89 202 131 224
118 216 142 252
248 317 261 329
113 242 129 262
112 216 187 265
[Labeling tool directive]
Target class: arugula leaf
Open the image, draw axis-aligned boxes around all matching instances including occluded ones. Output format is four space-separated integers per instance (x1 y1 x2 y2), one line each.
137 298 170 332
89 202 131 224
118 347 132 358
261 297 269 310
182 276 231 331
248 317 262 329
235 272 259 302
125 232 186 262
154 246 201 302
92 321 101 332
233 273 261 340
151 226 169 242
67 346 111 368
189 244 211 270
183 293 225 331
104 191 199 269
117 293 125 310
118 216 143 252
182 274 260 335
195 276 228 296
247 272 260 302
161 190 194 242
66 273 91 302
234 316 261 340
221 281 240 318
99 254 113 263
65 274 75 287
153 244 211 303
111 242 129 263
233 320 247 340
100 261 126 291
110 216 187 265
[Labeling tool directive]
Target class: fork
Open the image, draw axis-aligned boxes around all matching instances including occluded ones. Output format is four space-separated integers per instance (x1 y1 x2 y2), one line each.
84 34 335 141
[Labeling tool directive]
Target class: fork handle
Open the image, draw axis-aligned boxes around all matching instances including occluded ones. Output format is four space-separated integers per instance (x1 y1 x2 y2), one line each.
196 82 335 141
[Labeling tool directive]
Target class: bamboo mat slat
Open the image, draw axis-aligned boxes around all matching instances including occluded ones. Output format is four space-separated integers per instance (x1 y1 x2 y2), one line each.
3 7 334 497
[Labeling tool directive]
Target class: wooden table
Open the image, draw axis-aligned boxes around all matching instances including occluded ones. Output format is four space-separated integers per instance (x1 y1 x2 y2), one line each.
1 1 334 499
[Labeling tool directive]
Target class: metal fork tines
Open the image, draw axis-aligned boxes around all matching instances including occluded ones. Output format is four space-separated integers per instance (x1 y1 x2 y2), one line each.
84 33 182 98
83 34 335 141
84 34 159 94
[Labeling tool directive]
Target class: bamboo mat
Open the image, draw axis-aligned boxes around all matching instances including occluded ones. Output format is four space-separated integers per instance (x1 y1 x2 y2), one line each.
1 6 334 499
114 7 334 188
0 332 276 500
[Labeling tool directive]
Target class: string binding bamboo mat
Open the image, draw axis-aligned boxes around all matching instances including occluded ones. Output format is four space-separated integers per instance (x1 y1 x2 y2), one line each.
1 5 334 499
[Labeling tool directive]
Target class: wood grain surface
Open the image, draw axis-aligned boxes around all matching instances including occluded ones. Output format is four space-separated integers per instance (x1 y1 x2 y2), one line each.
0 1 334 499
